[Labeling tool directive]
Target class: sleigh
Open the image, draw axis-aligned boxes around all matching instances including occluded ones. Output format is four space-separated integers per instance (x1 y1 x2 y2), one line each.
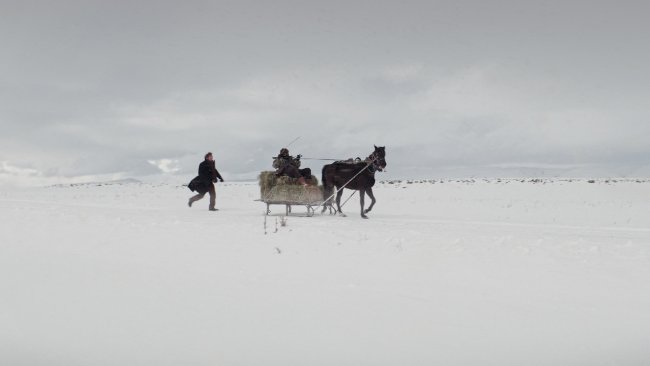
256 171 325 216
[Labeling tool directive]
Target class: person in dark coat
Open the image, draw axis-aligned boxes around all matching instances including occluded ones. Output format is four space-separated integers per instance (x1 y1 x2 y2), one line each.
188 152 224 211
273 148 309 186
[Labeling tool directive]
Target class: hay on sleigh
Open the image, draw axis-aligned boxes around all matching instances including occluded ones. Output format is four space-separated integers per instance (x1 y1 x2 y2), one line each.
258 171 321 203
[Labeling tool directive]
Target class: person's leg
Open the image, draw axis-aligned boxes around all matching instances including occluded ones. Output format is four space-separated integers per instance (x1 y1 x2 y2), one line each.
208 183 216 210
188 192 205 207
285 166 307 186
277 165 307 186
299 168 311 178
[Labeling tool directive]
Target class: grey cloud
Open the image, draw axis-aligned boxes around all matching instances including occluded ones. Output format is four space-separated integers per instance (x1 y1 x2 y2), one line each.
1 0 649 184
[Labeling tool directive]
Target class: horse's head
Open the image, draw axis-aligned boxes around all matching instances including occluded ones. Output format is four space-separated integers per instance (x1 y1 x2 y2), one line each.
371 145 387 171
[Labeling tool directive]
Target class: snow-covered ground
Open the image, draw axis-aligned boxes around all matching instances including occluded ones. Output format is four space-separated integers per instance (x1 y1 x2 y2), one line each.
1 179 649 366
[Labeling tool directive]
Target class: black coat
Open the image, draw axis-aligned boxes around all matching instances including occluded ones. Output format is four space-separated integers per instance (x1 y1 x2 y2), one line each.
188 160 223 194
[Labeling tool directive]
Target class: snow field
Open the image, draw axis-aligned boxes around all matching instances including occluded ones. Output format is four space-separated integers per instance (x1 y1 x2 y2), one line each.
1 179 649 365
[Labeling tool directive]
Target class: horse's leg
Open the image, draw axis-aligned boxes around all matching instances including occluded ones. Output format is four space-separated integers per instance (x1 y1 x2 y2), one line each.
364 187 376 214
324 201 335 215
321 190 330 214
336 188 345 216
360 189 368 218
321 178 329 213
321 167 332 214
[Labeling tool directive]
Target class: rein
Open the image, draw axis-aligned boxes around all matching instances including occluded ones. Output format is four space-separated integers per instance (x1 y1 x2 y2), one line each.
299 157 341 161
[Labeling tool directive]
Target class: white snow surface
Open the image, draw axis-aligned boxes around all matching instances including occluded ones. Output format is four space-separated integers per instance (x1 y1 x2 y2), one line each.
1 179 649 366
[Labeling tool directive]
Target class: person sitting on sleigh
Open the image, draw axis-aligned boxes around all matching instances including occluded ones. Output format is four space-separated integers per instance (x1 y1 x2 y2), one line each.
273 148 311 186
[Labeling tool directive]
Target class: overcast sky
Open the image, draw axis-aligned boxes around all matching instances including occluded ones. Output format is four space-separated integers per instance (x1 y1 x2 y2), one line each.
1 0 649 186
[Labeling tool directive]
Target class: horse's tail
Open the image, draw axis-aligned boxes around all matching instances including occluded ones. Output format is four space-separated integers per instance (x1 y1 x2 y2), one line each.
322 164 334 204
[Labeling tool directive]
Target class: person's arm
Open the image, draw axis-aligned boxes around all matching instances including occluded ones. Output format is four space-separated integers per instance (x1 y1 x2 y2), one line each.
214 168 224 182
272 155 282 169
208 161 223 182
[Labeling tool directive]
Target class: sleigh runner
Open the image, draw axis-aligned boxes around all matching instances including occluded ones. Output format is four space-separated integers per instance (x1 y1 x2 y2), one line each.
257 171 324 216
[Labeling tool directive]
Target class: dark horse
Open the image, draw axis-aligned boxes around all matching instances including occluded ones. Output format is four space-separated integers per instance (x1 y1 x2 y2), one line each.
321 145 387 218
